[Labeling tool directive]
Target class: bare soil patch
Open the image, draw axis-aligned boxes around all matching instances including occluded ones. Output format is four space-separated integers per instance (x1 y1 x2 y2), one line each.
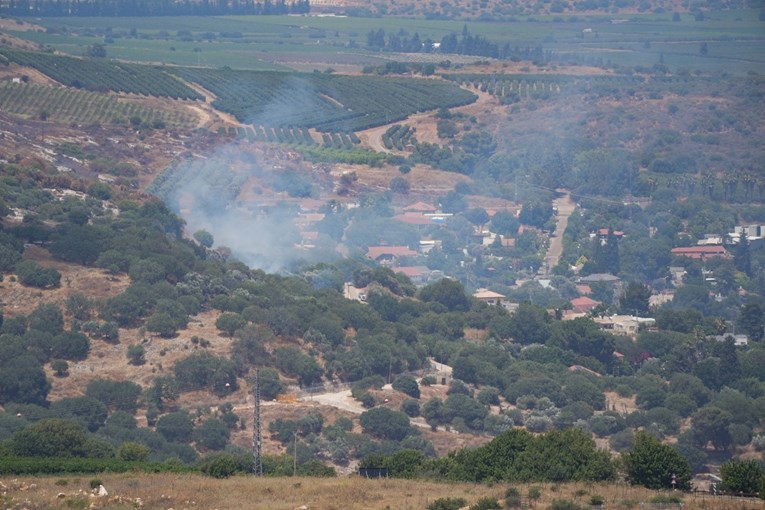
336 162 470 195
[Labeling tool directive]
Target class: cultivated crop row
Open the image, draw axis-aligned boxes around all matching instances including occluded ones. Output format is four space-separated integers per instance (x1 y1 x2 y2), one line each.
383 124 416 151
443 73 646 100
0 48 202 99
169 68 476 132
0 81 196 127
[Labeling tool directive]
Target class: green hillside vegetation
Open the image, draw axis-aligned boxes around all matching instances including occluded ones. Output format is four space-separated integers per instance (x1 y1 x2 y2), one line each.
0 160 762 495
0 81 197 127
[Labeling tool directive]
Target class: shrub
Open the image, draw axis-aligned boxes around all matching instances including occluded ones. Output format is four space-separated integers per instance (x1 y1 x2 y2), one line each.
51 359 69 377
359 407 412 441
469 497 501 510
549 500 582 510
392 374 420 398
15 260 61 288
505 487 521 508
649 494 683 504
118 442 149 462
127 344 146 365
199 454 238 478
421 375 436 386
401 399 420 417
427 497 467 510
477 387 501 406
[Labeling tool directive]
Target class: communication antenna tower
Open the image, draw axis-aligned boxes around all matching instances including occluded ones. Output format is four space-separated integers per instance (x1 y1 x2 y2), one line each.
252 368 263 476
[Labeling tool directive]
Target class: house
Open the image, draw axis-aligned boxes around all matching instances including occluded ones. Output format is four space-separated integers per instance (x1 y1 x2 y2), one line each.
419 239 441 254
671 245 729 261
404 201 438 214
297 231 318 249
343 282 367 302
649 291 674 308
592 229 625 245
366 246 417 265
734 224 765 238
578 273 621 286
473 288 507 307
424 212 452 223
392 212 434 227
593 315 656 336
570 296 602 313
568 365 601 377
669 266 686 286
708 334 748 347
394 266 430 285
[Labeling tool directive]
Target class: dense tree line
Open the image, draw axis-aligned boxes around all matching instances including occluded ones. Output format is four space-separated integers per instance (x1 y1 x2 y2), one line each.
0 0 309 16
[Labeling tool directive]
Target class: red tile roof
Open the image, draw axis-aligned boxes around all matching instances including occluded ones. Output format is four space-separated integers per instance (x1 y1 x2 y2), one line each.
671 245 728 260
393 213 434 226
366 246 418 260
570 296 602 313
395 266 429 278
404 201 437 213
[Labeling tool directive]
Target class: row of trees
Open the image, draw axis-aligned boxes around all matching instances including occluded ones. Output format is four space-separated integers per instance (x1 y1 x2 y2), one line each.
0 0 310 16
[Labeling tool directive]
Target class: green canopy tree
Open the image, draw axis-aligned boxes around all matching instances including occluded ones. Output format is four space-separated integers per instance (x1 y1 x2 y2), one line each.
624 431 691 490
720 459 764 494
10 418 87 457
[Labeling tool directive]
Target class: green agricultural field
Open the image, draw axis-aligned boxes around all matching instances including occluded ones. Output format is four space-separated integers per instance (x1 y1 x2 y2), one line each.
7 10 765 73
169 67 477 131
0 81 198 127
0 47 202 98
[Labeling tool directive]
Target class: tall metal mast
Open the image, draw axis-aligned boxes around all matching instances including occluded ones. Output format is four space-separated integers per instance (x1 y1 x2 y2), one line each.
252 368 263 476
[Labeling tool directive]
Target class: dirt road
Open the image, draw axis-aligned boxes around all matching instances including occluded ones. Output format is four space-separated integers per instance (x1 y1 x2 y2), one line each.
544 191 576 273
303 388 367 414
358 86 495 153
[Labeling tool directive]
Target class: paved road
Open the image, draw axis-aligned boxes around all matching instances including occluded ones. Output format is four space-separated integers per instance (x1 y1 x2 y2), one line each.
544 191 576 273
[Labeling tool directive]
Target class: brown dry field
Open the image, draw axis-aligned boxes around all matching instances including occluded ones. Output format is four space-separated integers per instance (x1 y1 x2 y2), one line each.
2 474 763 510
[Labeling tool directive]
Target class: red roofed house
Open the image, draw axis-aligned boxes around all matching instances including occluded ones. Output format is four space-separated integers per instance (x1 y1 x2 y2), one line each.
473 288 507 306
671 245 729 261
366 246 418 266
570 296 602 313
404 201 438 214
394 266 430 285
393 212 434 227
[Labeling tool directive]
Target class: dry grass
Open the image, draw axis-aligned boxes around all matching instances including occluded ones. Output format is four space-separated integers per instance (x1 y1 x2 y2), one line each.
2 474 764 510
0 245 131 320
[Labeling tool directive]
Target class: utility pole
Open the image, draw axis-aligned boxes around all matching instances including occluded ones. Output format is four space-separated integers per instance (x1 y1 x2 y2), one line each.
252 368 263 476
293 431 298 476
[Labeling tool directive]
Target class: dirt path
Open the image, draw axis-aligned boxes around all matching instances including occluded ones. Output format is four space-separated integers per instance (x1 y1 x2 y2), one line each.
543 190 576 273
358 86 494 153
182 80 246 128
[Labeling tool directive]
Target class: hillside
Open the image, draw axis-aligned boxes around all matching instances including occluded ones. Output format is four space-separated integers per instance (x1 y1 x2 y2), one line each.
0 7 764 503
